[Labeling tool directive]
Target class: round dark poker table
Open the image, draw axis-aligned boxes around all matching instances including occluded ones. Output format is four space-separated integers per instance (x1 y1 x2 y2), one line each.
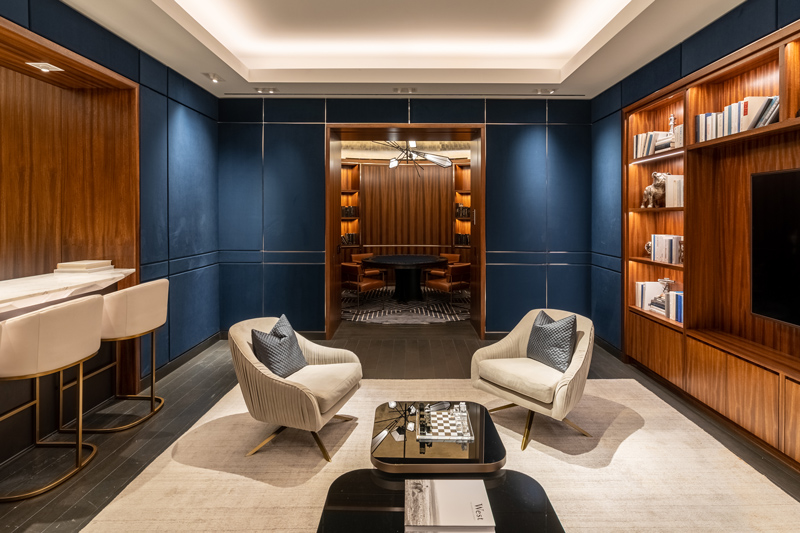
361 254 447 302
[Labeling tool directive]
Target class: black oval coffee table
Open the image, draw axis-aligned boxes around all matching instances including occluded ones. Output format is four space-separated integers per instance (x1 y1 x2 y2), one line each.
362 255 447 303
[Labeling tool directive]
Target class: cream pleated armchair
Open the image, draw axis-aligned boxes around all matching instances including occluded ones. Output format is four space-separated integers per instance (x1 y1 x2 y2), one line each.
228 317 362 461
471 309 594 450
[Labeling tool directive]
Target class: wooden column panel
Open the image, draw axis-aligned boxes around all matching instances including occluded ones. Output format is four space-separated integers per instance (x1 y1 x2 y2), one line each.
627 312 684 387
727 355 780 448
686 338 728 415
785 377 800 462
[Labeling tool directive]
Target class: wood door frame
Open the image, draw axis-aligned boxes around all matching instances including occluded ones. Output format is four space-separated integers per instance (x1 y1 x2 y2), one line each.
325 123 486 339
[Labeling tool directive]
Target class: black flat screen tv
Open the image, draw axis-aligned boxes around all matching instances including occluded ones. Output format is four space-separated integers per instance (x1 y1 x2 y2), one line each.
751 168 800 327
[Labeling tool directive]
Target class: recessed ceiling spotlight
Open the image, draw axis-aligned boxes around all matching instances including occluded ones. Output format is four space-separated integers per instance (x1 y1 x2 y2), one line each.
203 73 224 83
26 62 63 73
393 87 417 94
256 87 278 94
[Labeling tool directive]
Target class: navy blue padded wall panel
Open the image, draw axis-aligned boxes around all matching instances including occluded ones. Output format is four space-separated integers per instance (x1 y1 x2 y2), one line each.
486 264 546 332
621 45 682 108
591 266 622 349
486 100 546 124
219 99 262 123
169 265 220 360
140 87 169 265
220 263 263 330
140 53 168 95
548 100 591 124
29 0 138 81
263 264 325 331
592 84 621 123
264 99 325 122
681 0 777 77
168 70 218 120
219 123 263 251
591 112 622 257
779 0 800 27
410 99 484 123
486 125 547 252
140 269 169 376
263 124 325 251
0 0 28 27
168 100 219 259
547 265 591 318
547 125 591 252
326 99 408 123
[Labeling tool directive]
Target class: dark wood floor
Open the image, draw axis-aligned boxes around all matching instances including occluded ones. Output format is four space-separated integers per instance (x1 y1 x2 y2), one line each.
1 321 798 531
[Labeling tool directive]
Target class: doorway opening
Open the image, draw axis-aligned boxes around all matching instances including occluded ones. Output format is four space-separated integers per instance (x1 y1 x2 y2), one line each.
325 125 485 339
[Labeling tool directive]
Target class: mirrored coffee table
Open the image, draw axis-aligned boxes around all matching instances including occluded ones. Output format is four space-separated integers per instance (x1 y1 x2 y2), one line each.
370 400 506 474
316 469 564 533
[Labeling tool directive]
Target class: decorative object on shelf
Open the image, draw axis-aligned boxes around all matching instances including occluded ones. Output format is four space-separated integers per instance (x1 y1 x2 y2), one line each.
658 278 675 293
641 172 667 208
644 241 652 256
679 240 684 264
374 140 452 177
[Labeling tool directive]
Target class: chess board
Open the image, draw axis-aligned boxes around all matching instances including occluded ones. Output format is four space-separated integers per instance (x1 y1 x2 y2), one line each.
416 408 475 443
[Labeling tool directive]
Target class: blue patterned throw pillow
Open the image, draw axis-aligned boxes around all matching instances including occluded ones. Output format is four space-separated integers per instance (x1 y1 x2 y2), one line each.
251 315 307 378
526 311 577 373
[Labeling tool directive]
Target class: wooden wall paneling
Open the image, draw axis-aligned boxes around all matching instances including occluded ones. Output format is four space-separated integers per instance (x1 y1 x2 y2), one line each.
326 130 343 338
362 164 452 247
60 89 140 289
727 355 780 448
785 377 800 462
686 338 728 415
627 312 684 387
783 40 800 121
0 67 63 281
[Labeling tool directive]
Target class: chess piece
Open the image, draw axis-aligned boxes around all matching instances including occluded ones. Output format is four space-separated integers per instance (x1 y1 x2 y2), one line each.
388 401 396 409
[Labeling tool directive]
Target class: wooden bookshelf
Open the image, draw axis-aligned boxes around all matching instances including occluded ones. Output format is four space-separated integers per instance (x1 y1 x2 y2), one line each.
622 19 800 466
454 163 471 250
341 162 360 248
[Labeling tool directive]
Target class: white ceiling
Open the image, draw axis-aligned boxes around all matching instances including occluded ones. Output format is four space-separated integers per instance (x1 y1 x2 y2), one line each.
63 0 745 99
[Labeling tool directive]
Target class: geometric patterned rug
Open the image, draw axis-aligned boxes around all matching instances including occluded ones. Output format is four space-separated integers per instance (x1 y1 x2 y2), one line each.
342 286 469 324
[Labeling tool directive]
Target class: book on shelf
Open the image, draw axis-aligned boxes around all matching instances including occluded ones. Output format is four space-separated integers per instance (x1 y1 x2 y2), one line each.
650 234 683 264
665 175 684 207
666 291 684 323
341 233 360 245
455 233 471 246
698 95 779 141
634 131 672 158
635 281 663 312
673 124 684 148
405 479 495 532
55 260 113 273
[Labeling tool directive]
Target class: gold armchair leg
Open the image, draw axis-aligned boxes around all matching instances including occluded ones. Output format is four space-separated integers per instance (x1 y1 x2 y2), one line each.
521 410 535 451
488 403 517 413
311 431 332 462
563 417 592 437
246 426 287 457
333 414 355 421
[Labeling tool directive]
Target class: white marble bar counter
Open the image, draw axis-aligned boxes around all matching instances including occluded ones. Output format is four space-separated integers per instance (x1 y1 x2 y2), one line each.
0 269 136 315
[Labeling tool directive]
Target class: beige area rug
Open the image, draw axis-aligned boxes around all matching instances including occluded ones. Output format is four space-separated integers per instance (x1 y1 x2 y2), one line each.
85 379 800 532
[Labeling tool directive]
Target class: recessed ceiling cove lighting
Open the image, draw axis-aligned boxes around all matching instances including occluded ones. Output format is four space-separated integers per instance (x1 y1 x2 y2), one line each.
26 62 63 72
203 72 224 83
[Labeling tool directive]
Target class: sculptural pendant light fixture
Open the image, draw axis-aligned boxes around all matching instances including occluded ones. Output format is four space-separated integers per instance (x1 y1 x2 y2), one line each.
375 141 452 176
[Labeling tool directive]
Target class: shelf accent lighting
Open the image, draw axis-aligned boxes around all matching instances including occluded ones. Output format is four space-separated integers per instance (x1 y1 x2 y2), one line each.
26 62 63 72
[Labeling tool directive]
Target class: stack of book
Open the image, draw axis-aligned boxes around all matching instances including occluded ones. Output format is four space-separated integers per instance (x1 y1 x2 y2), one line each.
634 282 684 323
55 260 113 273
633 128 681 158
455 233 470 246
341 205 359 217
695 95 779 142
665 175 684 207
341 233 359 245
455 204 471 218
650 234 683 264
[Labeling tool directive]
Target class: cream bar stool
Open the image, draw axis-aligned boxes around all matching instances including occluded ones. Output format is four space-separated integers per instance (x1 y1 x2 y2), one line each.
61 279 169 433
0 295 104 501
